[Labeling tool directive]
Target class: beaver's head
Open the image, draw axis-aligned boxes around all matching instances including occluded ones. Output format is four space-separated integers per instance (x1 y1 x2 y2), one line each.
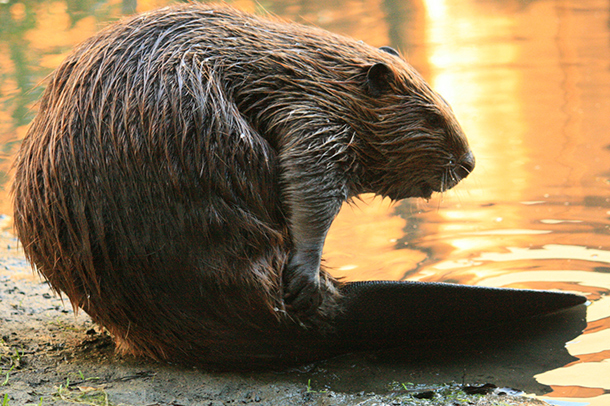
354 47 475 201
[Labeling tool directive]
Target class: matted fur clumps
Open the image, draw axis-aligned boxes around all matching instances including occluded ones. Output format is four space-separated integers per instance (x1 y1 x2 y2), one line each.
12 4 473 369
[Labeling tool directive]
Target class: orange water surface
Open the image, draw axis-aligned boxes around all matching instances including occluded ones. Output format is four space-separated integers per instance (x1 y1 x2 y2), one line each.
0 0 608 404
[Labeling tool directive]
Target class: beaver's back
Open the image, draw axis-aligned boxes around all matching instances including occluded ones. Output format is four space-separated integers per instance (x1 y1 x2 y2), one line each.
12 5 328 368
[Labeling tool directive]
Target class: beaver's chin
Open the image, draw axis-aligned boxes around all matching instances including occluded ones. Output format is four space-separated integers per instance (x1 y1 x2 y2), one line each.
410 182 434 200
388 182 435 201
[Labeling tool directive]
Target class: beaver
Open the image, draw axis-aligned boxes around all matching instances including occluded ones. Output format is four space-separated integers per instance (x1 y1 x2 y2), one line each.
12 3 476 369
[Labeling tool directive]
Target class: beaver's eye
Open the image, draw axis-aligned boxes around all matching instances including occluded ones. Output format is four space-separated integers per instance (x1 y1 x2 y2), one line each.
427 113 444 128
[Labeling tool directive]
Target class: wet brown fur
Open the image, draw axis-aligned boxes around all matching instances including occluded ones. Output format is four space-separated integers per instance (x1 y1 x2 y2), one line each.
12 4 473 369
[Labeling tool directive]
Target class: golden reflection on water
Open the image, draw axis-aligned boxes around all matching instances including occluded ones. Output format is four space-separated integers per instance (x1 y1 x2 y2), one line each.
325 0 610 403
325 196 429 281
420 1 609 404
423 0 528 204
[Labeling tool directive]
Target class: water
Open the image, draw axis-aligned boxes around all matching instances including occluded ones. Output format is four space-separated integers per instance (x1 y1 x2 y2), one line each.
0 0 608 404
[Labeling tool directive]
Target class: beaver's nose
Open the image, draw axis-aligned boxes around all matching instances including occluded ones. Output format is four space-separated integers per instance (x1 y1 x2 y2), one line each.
454 150 475 181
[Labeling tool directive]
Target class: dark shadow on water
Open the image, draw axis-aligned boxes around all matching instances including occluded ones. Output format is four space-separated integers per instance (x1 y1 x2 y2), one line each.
282 304 587 395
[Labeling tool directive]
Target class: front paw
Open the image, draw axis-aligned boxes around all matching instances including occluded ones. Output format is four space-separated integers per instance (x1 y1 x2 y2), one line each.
283 259 323 316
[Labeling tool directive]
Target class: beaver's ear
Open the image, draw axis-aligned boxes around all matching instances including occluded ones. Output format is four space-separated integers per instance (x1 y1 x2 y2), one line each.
379 46 400 57
366 63 395 97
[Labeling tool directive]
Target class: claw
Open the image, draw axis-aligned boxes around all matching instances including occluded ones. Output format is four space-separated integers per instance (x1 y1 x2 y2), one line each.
283 261 323 316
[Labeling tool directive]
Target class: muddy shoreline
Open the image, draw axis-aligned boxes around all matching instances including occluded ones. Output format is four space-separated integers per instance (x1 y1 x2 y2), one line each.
0 232 561 405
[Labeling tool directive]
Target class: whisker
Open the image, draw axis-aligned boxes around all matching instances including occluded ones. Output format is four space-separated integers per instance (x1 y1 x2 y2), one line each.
435 167 449 211
449 170 462 186
459 162 472 175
